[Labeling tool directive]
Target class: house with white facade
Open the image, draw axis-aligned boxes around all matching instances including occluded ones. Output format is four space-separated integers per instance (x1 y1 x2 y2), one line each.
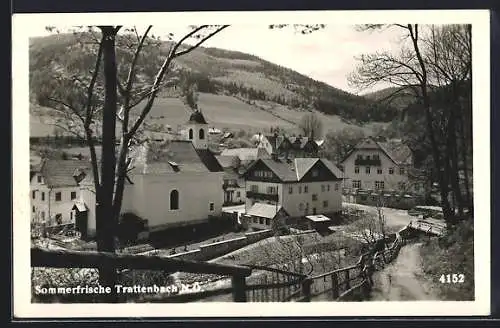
215 155 247 205
74 110 225 240
241 157 344 230
339 137 425 208
30 159 90 228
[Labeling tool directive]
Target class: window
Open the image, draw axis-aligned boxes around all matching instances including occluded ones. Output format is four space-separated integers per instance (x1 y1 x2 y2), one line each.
37 176 42 183
188 128 193 140
312 194 318 201
265 218 270 226
170 190 179 210
267 186 277 194
375 181 385 190
299 186 302 194
299 203 304 211
55 214 62 225
323 200 328 208
373 154 380 160
32 191 36 199
71 191 77 200
41 212 45 220
399 168 405 175
335 183 339 191
41 192 45 201
339 165 344 172
311 170 319 177
356 154 362 160
288 186 293 194
327 184 330 192
365 167 370 174
250 185 258 193
321 185 325 192
352 180 361 189
366 155 371 160
377 168 382 174
389 167 394 175
371 196 377 201
236 191 241 197
253 217 258 223
209 202 214 211
304 186 308 193
259 218 264 225
32 206 35 213
70 211 74 220
55 192 62 201
355 166 359 174
199 128 205 140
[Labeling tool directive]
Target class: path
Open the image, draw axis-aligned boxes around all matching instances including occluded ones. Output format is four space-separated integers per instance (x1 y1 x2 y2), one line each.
343 202 415 229
369 242 438 301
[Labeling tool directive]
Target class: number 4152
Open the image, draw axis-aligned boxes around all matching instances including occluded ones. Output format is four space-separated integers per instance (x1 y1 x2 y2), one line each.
439 273 465 284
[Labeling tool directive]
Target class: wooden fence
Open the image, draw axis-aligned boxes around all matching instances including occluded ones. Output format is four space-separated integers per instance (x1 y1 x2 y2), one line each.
31 224 415 303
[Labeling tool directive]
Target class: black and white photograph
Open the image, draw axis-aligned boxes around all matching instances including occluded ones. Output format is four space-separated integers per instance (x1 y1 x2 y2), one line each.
12 10 490 317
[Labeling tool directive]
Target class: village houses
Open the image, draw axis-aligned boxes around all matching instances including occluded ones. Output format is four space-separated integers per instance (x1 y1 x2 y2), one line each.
241 157 344 230
339 137 425 208
70 110 225 240
257 133 321 159
30 159 90 228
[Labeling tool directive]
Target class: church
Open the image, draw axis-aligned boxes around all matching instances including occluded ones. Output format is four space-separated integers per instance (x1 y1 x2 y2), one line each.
74 110 225 241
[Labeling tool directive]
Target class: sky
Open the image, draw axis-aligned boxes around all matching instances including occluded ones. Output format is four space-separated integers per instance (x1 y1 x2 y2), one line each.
32 25 407 95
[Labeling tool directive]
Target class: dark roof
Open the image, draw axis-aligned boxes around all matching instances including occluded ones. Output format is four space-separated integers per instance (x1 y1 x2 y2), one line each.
36 159 92 188
196 149 224 172
130 140 223 174
248 157 343 182
187 110 208 124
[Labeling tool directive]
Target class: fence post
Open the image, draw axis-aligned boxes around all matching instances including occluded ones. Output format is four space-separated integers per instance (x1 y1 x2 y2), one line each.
331 272 339 300
232 275 247 302
301 278 312 302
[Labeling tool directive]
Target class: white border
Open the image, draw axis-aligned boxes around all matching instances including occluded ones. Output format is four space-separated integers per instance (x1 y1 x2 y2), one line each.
12 10 491 318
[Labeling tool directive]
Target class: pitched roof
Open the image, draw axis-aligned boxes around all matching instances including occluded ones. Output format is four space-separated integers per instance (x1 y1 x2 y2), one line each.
220 147 269 161
377 140 413 165
130 140 222 174
247 203 286 219
187 110 208 124
195 149 224 172
36 159 92 188
251 157 343 182
340 137 413 165
215 155 240 168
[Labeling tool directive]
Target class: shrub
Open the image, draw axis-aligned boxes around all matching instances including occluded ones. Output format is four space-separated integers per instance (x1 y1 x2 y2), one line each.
420 219 474 301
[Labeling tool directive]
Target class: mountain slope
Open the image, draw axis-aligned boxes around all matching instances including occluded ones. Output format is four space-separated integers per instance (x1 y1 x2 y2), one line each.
29 32 399 136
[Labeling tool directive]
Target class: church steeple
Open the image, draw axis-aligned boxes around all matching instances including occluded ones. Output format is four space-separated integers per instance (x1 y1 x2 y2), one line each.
185 109 208 149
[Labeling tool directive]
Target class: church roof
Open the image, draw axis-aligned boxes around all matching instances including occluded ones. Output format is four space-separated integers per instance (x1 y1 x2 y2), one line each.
187 110 208 124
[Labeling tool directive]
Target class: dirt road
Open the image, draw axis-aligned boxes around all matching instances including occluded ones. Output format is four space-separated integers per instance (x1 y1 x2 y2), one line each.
369 243 439 301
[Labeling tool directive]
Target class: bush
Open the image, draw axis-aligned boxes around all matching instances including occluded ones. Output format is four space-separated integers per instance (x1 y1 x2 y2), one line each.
420 219 474 301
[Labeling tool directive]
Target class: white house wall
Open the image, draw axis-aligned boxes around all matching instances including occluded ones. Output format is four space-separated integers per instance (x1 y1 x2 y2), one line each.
342 149 409 191
245 180 342 218
30 174 79 226
121 171 224 230
282 181 342 217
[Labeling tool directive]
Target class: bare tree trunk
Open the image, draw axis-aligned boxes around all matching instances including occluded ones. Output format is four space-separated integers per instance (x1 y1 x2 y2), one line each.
408 24 454 225
96 26 120 301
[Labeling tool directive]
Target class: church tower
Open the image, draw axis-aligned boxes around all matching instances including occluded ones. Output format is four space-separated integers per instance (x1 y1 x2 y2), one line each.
185 110 208 150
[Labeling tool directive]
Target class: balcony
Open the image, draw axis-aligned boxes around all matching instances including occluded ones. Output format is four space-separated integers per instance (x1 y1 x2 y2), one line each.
354 158 381 166
246 191 279 202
